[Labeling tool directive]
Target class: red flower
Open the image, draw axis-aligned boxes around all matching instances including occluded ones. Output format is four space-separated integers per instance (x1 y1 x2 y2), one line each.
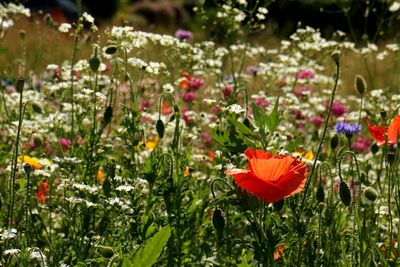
35 181 49 204
225 148 308 203
368 115 400 145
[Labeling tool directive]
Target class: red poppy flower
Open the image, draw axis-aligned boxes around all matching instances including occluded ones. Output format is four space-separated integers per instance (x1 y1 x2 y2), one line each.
368 115 400 145
35 181 49 204
225 148 308 203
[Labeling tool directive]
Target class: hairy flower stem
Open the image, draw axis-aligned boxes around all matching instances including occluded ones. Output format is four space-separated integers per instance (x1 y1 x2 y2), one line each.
299 53 340 212
7 78 24 230
70 34 79 142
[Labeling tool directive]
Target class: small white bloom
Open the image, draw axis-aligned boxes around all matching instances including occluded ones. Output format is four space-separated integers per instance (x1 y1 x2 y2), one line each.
389 1 400 12
58 23 71 33
82 12 94 24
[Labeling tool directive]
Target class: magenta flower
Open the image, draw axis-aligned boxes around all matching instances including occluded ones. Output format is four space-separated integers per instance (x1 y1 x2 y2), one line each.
202 132 213 146
309 116 323 127
331 101 348 117
59 138 72 152
296 70 315 80
351 135 372 153
253 98 270 109
294 87 312 97
222 85 234 99
183 91 198 102
189 77 205 90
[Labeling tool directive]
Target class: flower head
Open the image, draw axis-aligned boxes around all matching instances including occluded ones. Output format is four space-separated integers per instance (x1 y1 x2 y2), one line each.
334 122 361 137
225 148 308 203
331 101 347 117
175 29 193 40
35 180 49 204
368 115 400 145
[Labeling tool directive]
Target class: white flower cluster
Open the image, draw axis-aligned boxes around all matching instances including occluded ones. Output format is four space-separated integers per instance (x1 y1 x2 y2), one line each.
0 3 30 33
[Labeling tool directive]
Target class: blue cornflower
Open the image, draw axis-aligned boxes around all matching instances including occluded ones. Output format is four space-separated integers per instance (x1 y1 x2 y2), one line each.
334 122 361 137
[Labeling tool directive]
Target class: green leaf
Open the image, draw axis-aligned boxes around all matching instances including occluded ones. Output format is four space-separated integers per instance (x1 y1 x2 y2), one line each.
251 103 264 129
132 225 171 267
265 97 280 133
227 117 254 136
210 129 226 146
121 258 134 267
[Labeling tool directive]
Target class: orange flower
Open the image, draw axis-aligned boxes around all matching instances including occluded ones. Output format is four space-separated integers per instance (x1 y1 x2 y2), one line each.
225 148 308 203
274 243 285 260
97 169 105 184
368 115 400 145
35 180 49 204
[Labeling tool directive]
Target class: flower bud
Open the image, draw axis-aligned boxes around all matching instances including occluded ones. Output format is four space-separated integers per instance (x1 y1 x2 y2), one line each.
354 75 366 95
103 106 113 126
339 181 351 206
24 163 32 175
387 153 395 165
316 185 325 203
330 134 339 150
156 119 165 139
363 187 378 202
331 51 340 66
32 103 43 114
105 46 117 55
96 245 114 258
371 143 379 154
212 206 225 237
16 78 24 93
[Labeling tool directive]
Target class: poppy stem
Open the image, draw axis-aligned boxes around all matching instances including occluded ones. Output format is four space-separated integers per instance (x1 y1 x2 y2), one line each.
210 178 235 199
299 52 340 212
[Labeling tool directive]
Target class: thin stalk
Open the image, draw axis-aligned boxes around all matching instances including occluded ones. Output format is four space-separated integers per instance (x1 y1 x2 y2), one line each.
300 54 340 211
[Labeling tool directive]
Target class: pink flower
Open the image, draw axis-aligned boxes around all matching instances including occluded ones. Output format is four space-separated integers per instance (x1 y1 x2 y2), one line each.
294 87 312 97
183 91 198 103
331 102 348 117
59 138 72 152
202 132 213 147
309 116 323 128
253 98 270 109
189 77 205 90
351 135 372 153
296 70 315 80
138 99 152 111
222 85 234 99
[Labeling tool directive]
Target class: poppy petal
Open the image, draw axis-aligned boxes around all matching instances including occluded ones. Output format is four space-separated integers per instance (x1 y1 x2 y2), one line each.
276 160 308 196
368 124 387 144
244 148 273 160
387 115 400 144
248 157 295 182
227 169 288 203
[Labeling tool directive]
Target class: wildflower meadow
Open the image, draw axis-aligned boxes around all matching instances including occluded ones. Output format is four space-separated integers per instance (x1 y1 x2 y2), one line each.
1 0 400 266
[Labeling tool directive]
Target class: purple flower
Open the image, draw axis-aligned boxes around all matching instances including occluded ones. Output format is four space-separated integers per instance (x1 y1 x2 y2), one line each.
331 101 348 117
175 29 193 40
246 66 262 75
334 122 361 137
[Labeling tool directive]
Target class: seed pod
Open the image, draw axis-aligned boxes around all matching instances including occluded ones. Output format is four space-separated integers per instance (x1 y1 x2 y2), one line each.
96 245 114 258
212 206 225 237
316 185 325 203
24 163 32 175
355 75 366 95
103 106 113 126
16 78 24 93
339 181 351 206
156 119 165 139
363 187 378 202
330 134 339 150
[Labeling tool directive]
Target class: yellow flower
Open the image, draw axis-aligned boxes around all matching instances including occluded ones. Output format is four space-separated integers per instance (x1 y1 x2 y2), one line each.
97 169 105 184
293 148 314 161
17 155 43 169
145 136 159 150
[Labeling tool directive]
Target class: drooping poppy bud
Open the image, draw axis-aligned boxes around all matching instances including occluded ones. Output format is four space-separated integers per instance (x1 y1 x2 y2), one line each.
316 185 325 203
212 206 225 238
156 119 165 139
339 181 351 206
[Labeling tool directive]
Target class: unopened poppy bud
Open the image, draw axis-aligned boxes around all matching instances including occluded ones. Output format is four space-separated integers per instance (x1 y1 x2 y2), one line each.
371 143 379 154
24 163 32 175
156 119 165 138
89 49 100 72
105 46 117 55
330 134 339 150
103 106 113 126
316 185 325 203
32 103 43 114
331 51 340 66
173 104 179 113
355 75 366 95
96 245 114 258
380 110 387 119
212 206 225 237
363 187 378 202
33 135 42 148
339 181 351 206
